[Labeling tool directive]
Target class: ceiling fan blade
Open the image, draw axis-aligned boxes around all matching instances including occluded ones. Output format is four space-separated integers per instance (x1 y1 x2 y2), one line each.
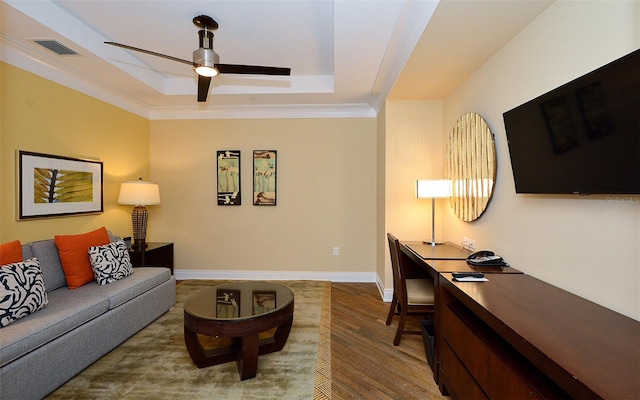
105 42 194 66
216 64 291 76
197 75 212 102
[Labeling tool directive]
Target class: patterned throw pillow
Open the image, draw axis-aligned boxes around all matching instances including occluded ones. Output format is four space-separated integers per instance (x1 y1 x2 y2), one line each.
0 258 49 328
88 240 133 285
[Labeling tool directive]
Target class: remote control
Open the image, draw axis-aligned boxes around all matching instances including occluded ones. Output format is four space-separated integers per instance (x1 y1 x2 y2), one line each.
452 272 484 279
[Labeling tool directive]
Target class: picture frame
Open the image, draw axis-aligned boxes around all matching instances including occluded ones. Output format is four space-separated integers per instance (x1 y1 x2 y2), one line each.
217 150 241 205
216 289 240 318
253 291 276 315
253 150 277 205
17 150 103 220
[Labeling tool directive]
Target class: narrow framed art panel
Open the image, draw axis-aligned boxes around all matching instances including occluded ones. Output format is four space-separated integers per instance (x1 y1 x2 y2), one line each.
217 150 241 205
253 150 277 205
17 150 103 220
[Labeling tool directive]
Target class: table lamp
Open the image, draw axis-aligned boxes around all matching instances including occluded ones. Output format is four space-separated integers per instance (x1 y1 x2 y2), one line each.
118 178 161 250
416 179 451 246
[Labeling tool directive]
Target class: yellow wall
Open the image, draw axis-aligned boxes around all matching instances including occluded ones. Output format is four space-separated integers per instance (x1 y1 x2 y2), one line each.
149 118 378 277
0 63 150 243
382 100 443 294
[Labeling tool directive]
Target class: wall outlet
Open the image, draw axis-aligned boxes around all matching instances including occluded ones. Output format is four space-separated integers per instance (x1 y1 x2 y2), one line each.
333 247 339 256
462 237 476 251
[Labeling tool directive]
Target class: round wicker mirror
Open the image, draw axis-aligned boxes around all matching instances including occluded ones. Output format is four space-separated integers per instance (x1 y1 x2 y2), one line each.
445 112 497 222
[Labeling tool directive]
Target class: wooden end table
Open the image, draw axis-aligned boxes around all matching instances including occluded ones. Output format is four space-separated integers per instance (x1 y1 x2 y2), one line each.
183 281 294 380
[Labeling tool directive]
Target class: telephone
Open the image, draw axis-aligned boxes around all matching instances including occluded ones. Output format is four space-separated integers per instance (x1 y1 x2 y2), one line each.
467 250 507 267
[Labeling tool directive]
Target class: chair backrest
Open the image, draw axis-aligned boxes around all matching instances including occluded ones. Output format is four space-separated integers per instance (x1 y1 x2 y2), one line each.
387 233 408 305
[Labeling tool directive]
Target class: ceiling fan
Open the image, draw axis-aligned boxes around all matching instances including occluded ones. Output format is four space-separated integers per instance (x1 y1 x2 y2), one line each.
105 15 291 102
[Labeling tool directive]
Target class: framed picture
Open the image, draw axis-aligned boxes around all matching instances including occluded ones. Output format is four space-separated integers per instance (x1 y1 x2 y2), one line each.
18 150 103 220
217 150 241 205
253 150 277 205
216 289 240 318
253 291 276 315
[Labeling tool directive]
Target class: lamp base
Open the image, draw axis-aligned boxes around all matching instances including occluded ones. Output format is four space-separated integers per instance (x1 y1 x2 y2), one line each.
131 239 148 250
131 205 149 251
423 241 445 246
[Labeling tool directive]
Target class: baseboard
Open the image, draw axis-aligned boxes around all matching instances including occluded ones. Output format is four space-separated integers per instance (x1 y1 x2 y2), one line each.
376 274 393 303
174 269 378 283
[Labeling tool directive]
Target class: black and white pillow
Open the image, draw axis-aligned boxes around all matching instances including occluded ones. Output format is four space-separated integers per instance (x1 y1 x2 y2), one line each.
88 239 133 285
0 258 49 328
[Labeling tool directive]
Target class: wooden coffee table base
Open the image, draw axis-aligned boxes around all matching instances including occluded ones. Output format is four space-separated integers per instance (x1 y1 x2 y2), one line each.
184 300 294 380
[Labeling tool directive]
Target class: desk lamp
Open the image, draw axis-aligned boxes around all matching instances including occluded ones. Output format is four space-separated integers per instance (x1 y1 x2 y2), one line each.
417 179 451 246
118 178 161 250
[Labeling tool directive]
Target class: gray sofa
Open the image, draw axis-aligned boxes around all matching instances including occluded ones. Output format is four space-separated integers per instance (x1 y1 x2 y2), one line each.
0 236 176 399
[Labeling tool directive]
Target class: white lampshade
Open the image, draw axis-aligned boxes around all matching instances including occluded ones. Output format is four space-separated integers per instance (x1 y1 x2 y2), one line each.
118 181 161 205
416 180 451 199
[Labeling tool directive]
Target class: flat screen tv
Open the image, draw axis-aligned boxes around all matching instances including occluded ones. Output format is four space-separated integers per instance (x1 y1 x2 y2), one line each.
503 49 639 195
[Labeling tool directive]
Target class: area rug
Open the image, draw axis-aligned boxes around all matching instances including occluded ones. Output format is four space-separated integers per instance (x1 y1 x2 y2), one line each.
47 280 330 399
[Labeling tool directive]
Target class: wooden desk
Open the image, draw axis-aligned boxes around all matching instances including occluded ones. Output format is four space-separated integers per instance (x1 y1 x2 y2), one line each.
403 241 471 260
439 273 640 399
399 241 522 384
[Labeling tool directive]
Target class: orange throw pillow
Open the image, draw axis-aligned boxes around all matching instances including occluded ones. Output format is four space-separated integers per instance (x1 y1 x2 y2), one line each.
0 240 23 265
55 227 110 289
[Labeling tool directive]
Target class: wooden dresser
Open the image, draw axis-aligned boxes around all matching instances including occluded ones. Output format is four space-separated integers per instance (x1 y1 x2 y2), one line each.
438 273 640 399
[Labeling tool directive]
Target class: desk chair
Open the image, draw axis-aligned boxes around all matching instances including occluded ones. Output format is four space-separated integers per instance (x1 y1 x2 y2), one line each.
385 233 435 346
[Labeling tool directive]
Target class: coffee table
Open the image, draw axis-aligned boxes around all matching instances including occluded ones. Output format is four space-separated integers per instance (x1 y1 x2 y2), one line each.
183 281 294 380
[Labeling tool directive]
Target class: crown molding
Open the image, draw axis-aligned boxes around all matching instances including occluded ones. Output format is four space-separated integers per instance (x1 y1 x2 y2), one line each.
2 36 378 120
148 103 377 120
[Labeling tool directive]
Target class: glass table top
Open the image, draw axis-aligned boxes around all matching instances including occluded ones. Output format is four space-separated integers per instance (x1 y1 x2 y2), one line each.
184 281 294 321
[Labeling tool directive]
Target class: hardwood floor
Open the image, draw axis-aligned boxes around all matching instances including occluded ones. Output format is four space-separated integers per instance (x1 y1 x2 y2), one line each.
331 283 449 400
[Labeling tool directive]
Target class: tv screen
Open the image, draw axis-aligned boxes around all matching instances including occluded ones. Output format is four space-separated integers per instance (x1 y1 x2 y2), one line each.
503 49 639 194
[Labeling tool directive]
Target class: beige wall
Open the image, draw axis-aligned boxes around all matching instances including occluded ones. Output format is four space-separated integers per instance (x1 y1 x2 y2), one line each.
382 100 443 296
0 63 150 243
440 1 639 319
149 118 378 280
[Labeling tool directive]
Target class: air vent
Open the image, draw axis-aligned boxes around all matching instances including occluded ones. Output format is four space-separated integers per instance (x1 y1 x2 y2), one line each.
32 39 79 56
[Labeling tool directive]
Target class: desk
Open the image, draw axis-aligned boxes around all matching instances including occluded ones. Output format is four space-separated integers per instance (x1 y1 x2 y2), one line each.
403 241 471 260
439 273 640 399
399 241 522 383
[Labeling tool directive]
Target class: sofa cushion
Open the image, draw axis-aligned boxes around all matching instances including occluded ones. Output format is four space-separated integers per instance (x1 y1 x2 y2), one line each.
65 267 171 309
0 289 108 367
55 227 110 289
30 240 66 291
0 240 23 265
0 258 48 328
88 240 133 285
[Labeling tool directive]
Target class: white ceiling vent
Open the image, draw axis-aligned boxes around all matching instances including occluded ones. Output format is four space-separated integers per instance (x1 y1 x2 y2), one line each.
32 39 79 56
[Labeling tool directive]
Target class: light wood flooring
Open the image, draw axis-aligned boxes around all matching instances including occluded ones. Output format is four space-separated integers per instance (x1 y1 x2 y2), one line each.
331 283 449 400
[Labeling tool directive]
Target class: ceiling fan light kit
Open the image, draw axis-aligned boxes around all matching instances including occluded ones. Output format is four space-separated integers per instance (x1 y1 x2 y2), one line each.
104 14 291 102
193 48 219 77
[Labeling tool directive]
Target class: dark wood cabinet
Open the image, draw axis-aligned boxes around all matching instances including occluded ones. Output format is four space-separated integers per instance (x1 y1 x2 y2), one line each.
129 242 174 274
438 273 640 399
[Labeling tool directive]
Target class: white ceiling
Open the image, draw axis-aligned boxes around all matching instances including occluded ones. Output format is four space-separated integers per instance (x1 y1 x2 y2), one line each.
1 0 553 120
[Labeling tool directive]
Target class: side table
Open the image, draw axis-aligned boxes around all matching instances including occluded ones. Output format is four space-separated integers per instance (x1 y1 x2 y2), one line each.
129 242 174 274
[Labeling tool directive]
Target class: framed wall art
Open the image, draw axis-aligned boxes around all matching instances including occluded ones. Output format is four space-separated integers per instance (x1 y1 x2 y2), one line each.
18 150 103 220
217 150 241 205
253 150 277 205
